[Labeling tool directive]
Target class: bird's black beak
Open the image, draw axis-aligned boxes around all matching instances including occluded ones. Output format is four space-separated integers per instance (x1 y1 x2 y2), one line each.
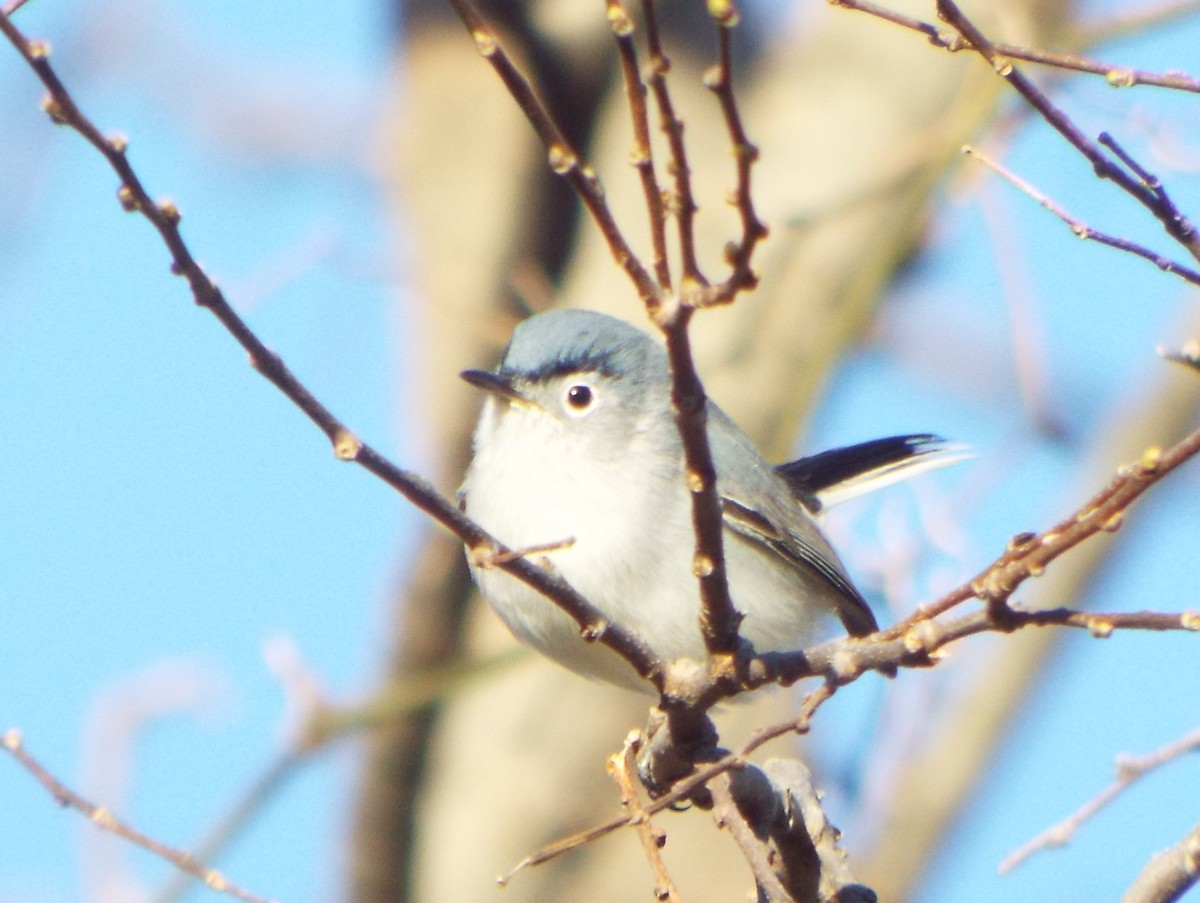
460 369 532 407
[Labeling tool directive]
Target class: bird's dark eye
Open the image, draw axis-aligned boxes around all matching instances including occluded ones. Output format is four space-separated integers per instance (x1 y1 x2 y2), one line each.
565 383 594 412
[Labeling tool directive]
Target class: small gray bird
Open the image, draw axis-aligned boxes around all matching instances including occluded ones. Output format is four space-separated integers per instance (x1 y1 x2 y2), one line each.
460 309 955 691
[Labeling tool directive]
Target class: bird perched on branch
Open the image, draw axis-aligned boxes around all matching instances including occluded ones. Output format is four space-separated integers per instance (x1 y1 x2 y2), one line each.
460 308 959 691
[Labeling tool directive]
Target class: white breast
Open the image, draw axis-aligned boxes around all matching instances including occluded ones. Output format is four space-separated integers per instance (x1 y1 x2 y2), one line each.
462 399 828 690
462 399 708 688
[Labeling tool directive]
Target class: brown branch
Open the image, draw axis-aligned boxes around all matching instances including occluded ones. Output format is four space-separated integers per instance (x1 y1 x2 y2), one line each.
711 759 874 903
964 145 1200 287
503 589 1200 882
608 732 684 903
832 0 1200 94
3 730 273 903
710 771 807 903
756 604 1199 692
0 9 666 693
935 0 1200 264
699 6 768 308
1119 820 1200 903
887 424 1200 634
499 681 838 884
435 3 742 672
643 0 704 287
434 3 751 675
1001 726 1200 874
654 298 743 668
641 3 770 667
442 0 662 309
607 0 672 291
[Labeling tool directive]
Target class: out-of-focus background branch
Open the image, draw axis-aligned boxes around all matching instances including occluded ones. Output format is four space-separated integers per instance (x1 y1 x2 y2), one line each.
2 1 1198 902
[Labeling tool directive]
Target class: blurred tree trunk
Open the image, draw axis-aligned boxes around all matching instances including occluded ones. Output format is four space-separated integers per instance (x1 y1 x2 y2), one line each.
351 2 1070 901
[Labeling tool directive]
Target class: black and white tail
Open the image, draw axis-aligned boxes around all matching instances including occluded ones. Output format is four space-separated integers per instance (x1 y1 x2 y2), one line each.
775 434 969 513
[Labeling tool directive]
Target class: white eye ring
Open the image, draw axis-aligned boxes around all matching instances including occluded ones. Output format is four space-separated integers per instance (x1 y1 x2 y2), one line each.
563 382 596 416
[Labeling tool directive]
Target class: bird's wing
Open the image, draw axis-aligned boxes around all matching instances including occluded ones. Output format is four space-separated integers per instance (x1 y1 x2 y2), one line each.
719 496 877 636
705 405 878 637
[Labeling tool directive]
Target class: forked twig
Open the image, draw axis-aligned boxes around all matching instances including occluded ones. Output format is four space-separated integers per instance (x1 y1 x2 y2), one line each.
503 586 1200 880
501 681 838 882
709 772 799 903
1001 727 1200 873
832 0 1200 94
444 0 662 308
700 4 768 308
3 730 273 903
608 732 684 903
887 426 1200 634
0 10 666 693
964 145 1200 287
643 0 704 286
608 0 672 291
444 0 747 668
935 0 1200 263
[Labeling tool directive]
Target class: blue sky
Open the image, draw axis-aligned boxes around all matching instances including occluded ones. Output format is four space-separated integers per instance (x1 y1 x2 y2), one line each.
1 1 1198 902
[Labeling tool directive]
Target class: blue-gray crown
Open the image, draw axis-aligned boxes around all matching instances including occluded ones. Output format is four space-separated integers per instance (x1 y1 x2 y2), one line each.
500 309 667 385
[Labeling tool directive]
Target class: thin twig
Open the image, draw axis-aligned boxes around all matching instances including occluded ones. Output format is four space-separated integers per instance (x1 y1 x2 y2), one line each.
500 681 838 883
474 536 576 566
757 603 1199 692
642 3 768 665
3 730 274 903
643 0 704 287
439 2 743 670
700 5 768 308
0 9 666 693
1001 727 1200 874
607 0 672 291
608 732 684 903
638 2 745 665
935 0 1200 263
964 145 1200 287
443 0 662 309
832 0 1200 94
887 425 1200 635
511 601 1200 879
504 576 1200 879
